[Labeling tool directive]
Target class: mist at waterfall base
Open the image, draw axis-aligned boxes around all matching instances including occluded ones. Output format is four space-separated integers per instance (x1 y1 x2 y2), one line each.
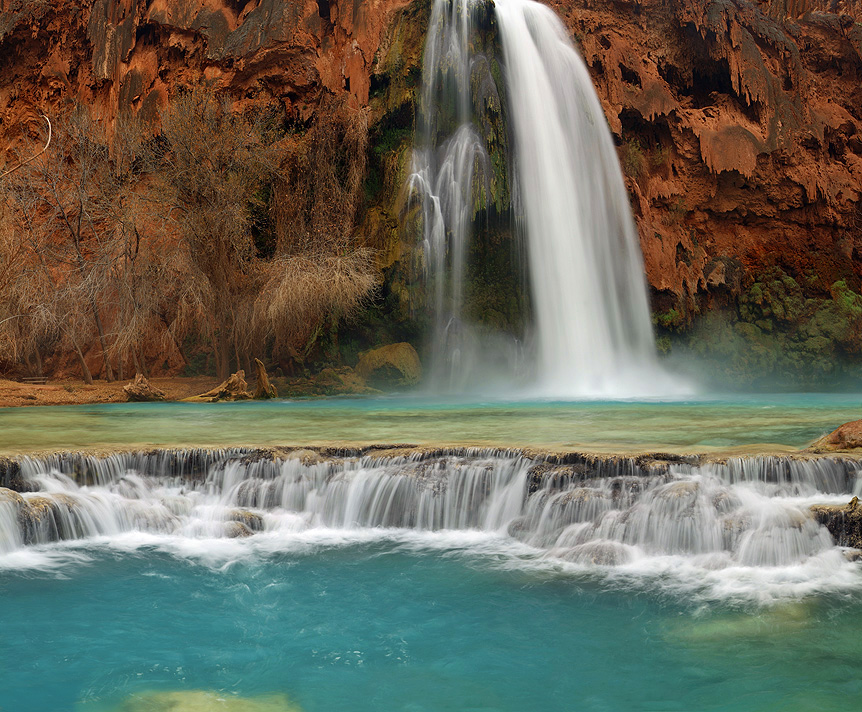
3 450 862 710
409 0 684 398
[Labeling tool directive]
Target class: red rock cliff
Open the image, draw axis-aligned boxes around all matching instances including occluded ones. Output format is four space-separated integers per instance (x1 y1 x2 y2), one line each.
0 0 410 135
547 0 862 318
1 0 861 381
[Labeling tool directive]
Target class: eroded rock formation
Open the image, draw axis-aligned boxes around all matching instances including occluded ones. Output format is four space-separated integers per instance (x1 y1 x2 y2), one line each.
1 0 860 384
550 0 862 312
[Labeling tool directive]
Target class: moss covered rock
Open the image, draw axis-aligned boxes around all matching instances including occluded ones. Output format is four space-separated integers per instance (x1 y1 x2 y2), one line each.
355 342 422 388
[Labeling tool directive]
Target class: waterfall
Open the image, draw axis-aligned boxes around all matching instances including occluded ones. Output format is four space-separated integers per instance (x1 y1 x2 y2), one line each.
409 0 674 396
1 448 859 597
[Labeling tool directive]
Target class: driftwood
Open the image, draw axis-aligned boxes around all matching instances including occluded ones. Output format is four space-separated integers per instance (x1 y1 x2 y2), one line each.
253 358 278 399
0 115 52 181
184 370 252 402
123 374 166 402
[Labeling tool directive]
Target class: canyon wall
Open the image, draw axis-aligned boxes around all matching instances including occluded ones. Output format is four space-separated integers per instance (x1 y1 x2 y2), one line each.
1 0 861 384
549 0 862 383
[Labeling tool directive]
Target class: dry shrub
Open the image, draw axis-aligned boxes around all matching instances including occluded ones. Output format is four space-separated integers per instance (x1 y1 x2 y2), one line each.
249 92 378 363
253 249 377 361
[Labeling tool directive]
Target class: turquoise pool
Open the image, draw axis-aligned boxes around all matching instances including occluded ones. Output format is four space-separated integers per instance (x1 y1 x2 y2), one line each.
2 537 860 712
1 393 861 454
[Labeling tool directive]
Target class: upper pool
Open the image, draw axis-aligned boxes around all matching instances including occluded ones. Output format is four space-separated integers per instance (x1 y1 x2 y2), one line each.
0 393 860 454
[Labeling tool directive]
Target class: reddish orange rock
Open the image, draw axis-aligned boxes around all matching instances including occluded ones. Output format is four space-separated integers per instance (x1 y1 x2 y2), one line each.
810 420 862 450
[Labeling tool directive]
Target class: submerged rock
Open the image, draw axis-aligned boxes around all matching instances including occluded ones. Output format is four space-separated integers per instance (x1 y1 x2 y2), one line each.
123 374 167 402
229 509 264 532
555 541 633 566
225 521 254 538
119 689 301 711
355 342 422 389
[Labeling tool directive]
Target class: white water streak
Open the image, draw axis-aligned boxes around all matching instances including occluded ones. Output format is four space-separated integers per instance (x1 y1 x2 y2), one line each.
1 451 860 602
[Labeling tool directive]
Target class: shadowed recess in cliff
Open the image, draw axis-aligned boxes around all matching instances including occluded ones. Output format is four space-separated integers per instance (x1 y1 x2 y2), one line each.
407 0 681 396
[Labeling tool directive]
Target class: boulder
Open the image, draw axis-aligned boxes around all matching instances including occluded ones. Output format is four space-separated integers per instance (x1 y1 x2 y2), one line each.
811 496 862 547
809 420 862 451
123 373 167 402
184 371 252 402
229 509 264 532
355 342 422 389
225 521 254 538
253 358 278 399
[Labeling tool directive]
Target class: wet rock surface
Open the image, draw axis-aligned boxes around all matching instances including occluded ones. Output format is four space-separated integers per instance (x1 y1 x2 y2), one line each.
811 496 862 547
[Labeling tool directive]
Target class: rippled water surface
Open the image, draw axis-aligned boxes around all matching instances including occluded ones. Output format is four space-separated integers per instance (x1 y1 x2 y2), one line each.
1 393 861 453
2 539 861 712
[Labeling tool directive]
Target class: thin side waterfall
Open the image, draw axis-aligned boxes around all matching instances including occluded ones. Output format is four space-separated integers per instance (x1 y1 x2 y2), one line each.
1 448 860 599
409 0 675 396
407 0 503 390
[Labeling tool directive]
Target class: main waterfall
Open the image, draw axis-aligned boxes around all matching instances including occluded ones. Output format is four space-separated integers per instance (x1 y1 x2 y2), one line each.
410 0 671 396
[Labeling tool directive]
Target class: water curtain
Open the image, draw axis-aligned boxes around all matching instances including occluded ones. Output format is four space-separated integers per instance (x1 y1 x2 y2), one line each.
409 0 669 396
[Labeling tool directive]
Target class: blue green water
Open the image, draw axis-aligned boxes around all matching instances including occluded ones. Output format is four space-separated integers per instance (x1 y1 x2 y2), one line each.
1 393 861 453
2 538 861 712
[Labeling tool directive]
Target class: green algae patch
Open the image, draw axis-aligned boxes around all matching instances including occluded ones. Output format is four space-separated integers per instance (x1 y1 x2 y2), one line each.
662 268 862 388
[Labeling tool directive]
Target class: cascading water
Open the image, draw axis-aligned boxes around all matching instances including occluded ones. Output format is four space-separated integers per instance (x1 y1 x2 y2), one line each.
2 448 861 600
409 0 674 395
407 0 512 390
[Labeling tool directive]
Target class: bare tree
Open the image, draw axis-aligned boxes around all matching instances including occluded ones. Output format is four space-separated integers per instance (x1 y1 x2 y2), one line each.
155 86 278 379
0 108 186 381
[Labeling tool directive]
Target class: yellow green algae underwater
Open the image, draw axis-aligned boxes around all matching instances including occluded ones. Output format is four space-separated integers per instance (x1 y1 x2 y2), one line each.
116 691 300 711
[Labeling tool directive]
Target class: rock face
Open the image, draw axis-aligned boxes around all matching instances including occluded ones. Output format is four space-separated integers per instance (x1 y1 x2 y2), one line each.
549 0 862 308
811 496 862 547
123 373 167 402
1 0 861 384
810 420 862 450
355 342 422 388
0 0 412 134
544 0 862 383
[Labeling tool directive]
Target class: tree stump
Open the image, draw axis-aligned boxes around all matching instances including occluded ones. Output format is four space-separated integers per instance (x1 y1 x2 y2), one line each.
123 374 167 402
253 358 277 399
185 371 252 402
